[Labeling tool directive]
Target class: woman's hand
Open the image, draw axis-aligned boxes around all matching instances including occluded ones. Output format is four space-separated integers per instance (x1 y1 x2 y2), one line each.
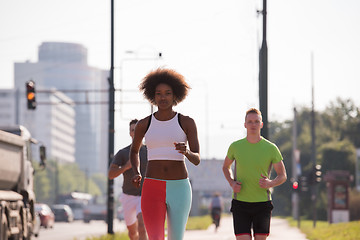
174 142 187 155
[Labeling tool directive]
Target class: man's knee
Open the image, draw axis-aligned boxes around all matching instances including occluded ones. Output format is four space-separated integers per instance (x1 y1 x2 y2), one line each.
137 213 148 239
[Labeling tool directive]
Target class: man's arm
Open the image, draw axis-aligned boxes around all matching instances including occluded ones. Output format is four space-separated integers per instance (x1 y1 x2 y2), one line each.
259 160 287 189
108 161 131 180
222 156 241 193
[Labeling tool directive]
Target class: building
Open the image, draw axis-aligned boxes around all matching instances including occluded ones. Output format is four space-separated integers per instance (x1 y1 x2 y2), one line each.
0 88 76 164
186 159 233 216
14 42 109 174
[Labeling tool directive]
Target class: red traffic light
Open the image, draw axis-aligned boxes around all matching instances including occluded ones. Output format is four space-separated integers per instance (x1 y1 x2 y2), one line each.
292 181 299 190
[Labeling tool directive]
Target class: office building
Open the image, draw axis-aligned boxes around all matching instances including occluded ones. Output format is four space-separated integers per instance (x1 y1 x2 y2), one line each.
0 88 76 164
14 42 109 174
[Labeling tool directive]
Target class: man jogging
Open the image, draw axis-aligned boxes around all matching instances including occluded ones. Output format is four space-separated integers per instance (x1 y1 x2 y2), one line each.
223 108 287 240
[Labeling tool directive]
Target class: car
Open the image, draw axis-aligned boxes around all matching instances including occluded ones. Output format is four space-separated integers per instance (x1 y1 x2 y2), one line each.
35 203 55 229
52 204 74 222
83 203 107 223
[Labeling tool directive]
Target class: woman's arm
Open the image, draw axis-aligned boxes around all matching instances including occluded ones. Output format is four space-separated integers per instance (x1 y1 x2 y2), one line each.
177 115 200 165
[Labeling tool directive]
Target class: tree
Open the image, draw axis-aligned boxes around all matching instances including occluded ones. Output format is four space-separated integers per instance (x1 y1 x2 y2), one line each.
270 97 359 219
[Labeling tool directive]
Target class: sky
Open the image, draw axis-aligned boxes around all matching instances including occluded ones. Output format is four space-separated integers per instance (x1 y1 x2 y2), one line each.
1 0 359 159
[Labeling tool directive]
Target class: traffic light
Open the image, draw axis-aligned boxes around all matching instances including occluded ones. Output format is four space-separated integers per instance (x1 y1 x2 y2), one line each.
314 164 322 183
292 181 299 191
299 175 309 192
26 80 36 110
309 164 322 184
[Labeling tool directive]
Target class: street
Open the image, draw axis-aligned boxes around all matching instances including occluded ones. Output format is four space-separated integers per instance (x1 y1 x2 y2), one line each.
36 219 127 240
35 216 308 240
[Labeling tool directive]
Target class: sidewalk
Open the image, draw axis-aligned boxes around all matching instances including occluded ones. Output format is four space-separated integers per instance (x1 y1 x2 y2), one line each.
183 216 308 240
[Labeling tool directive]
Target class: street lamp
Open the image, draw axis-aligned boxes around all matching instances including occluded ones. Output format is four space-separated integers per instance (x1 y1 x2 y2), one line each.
118 51 163 117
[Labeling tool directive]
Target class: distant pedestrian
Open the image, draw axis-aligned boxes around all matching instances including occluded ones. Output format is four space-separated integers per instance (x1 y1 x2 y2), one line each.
222 108 287 240
130 68 201 240
108 119 148 240
210 192 223 232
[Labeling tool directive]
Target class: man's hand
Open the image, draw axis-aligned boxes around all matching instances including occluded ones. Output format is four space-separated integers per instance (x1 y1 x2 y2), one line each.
132 174 142 188
231 180 242 193
259 174 271 189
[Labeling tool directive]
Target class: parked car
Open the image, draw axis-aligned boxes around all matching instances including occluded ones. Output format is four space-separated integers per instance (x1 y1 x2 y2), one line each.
35 203 55 229
52 204 74 222
83 196 107 223
33 212 41 237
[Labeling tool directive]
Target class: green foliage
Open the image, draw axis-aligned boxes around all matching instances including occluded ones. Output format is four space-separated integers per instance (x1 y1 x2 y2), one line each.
270 97 360 219
33 162 51 202
185 215 213 230
34 159 105 204
319 140 355 172
75 232 129 240
91 173 107 196
79 215 214 240
287 217 360 240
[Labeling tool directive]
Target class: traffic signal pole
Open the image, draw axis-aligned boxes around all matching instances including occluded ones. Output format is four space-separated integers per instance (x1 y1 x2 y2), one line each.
292 108 300 225
310 52 318 228
107 0 115 234
259 0 268 139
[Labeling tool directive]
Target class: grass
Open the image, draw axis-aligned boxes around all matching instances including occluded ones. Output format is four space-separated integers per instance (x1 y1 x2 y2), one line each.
185 215 213 230
79 215 214 240
287 217 360 240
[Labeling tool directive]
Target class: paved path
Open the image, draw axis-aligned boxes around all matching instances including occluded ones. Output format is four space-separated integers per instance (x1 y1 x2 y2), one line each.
183 216 308 240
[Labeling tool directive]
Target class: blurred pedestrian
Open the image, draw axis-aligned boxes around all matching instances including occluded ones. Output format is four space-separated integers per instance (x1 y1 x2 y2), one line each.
130 68 201 240
210 192 223 232
108 119 148 240
222 108 287 240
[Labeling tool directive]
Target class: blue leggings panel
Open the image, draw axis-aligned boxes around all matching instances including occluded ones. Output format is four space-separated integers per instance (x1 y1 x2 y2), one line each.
166 178 192 240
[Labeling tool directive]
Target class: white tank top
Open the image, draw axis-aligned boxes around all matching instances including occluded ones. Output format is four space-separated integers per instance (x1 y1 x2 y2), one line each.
145 113 187 161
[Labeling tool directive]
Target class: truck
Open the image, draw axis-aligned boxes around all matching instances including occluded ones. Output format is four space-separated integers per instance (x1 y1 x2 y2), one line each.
0 126 46 240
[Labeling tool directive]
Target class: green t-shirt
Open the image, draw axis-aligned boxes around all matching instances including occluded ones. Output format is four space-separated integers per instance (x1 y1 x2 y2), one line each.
227 137 283 202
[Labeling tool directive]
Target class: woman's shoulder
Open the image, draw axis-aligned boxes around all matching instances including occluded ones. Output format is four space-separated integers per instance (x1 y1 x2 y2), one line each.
178 113 195 123
135 115 152 131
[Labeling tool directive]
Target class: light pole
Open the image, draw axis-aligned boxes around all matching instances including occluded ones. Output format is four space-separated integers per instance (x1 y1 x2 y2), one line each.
259 0 268 139
118 51 162 118
107 0 115 234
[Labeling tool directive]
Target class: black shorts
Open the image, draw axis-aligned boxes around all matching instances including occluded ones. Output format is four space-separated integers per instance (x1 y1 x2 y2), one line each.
230 199 273 237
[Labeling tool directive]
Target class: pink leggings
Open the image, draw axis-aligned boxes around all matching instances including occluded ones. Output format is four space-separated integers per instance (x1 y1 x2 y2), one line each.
141 178 192 240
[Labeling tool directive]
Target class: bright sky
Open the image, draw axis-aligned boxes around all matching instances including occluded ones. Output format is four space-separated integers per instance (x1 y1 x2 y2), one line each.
1 0 359 159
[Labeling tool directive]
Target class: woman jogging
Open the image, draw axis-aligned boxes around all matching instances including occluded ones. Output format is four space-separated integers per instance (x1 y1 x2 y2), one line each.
130 68 200 240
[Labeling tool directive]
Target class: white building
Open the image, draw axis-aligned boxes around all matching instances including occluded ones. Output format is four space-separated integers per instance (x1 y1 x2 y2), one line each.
14 42 108 174
0 89 17 125
0 88 76 164
186 159 233 215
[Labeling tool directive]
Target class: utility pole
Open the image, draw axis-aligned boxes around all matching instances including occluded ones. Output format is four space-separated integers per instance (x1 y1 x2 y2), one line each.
259 0 268 139
292 108 300 227
107 0 115 234
310 52 318 228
